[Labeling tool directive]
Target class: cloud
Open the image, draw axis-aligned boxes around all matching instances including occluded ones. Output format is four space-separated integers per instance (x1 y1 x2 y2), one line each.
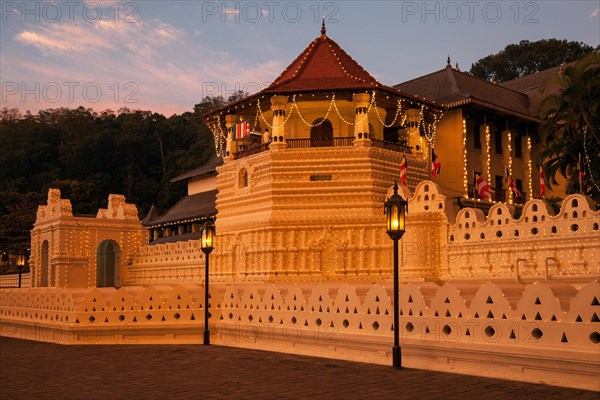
16 18 181 58
591 9 599 17
16 24 114 53
7 12 284 115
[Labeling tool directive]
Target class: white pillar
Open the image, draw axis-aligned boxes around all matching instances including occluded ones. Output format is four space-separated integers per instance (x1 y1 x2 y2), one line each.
353 93 371 144
270 95 288 151
225 114 238 159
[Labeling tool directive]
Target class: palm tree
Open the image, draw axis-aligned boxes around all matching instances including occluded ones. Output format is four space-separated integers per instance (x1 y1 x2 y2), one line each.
538 52 600 203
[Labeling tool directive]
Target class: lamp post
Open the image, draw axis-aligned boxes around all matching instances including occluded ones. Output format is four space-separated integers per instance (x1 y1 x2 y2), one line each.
384 180 408 368
16 255 25 288
200 220 215 345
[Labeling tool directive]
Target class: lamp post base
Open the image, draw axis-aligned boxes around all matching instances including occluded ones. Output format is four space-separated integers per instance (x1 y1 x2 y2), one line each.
203 330 210 345
392 345 402 368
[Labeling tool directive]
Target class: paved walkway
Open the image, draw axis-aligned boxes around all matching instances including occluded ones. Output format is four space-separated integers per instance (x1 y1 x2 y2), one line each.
0 337 597 399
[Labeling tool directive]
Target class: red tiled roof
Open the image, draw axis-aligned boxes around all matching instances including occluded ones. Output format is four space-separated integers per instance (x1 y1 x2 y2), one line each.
202 31 442 120
500 63 572 116
265 33 382 93
144 190 217 227
171 155 223 183
395 66 539 122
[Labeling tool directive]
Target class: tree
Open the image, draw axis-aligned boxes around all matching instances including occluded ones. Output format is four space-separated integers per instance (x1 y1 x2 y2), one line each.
538 52 600 203
0 93 233 254
470 39 594 82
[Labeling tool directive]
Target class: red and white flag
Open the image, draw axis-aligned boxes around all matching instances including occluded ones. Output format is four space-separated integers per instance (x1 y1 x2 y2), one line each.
505 167 522 198
475 173 494 199
578 153 585 193
431 148 441 176
539 165 546 199
399 156 407 186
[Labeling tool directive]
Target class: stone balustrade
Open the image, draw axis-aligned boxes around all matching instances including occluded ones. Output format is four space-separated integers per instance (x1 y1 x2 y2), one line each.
1 280 598 389
0 273 31 288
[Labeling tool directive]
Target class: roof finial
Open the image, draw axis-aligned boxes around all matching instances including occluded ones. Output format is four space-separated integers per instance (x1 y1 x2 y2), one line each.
321 17 326 35
558 63 564 76
447 55 451 66
455 62 460 71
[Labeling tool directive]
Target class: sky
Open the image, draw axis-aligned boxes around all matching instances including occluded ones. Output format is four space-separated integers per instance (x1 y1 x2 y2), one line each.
1 0 599 116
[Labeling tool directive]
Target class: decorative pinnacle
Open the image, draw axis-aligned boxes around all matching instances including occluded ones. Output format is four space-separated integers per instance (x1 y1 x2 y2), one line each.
321 17 326 35
447 55 451 66
393 179 399 195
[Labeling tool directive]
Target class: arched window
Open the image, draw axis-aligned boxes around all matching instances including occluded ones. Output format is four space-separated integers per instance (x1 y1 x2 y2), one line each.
310 118 333 147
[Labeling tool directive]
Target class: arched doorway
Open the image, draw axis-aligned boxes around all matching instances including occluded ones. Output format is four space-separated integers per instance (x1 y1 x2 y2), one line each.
310 118 333 147
40 240 49 287
96 240 121 288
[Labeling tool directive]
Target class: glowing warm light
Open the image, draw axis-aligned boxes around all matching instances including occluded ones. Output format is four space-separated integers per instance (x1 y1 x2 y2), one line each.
463 119 468 198
384 182 407 240
527 136 533 201
200 221 216 254
507 131 513 204
485 125 491 183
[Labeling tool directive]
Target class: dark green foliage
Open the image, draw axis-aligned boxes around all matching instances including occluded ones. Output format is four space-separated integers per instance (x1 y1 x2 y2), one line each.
0 95 229 253
470 39 594 82
538 52 600 205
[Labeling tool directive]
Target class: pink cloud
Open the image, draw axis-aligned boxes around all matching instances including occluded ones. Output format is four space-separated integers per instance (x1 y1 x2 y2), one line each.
7 14 284 116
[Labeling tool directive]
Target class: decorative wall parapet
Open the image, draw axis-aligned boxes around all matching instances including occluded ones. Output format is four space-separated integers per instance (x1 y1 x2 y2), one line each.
36 188 73 222
0 273 31 288
125 241 203 285
1 280 598 389
97 194 139 220
445 194 600 281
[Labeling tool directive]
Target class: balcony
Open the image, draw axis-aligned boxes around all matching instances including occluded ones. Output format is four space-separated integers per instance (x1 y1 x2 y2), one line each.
233 143 270 160
287 137 354 148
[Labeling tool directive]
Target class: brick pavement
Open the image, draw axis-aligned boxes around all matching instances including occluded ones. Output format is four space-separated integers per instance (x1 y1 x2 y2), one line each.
0 337 597 400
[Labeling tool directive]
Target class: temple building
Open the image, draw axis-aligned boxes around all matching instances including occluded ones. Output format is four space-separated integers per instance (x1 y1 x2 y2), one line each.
143 156 222 244
198 22 446 282
1 23 598 391
396 58 540 207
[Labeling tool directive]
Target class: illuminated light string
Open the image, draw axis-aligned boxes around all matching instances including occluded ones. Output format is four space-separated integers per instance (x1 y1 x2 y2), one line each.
485 126 491 183
373 98 403 128
208 90 442 154
527 137 533 201
331 92 373 126
423 113 440 144
507 131 513 205
582 126 600 193
462 119 468 198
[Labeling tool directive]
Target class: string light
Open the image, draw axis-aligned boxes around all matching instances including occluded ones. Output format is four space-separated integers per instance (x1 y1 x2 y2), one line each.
583 126 600 193
463 119 468 198
485 125 491 184
208 90 443 155
373 97 403 128
507 131 513 205
527 136 533 201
